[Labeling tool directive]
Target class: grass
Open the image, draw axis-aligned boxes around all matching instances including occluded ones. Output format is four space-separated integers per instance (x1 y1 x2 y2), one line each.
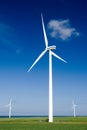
0 117 87 130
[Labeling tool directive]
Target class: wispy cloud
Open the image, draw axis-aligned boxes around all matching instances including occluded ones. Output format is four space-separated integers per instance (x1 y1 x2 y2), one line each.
48 19 80 40
16 49 21 54
0 22 21 54
0 23 14 46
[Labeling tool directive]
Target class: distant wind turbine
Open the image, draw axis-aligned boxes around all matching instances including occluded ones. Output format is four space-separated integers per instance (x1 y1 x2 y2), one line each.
72 100 78 117
6 99 12 118
28 14 67 122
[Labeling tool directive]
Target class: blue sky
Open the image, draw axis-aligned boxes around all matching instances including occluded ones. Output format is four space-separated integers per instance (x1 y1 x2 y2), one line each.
0 0 87 116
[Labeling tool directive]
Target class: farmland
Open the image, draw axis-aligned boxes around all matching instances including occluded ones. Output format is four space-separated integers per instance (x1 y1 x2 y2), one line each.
0 117 87 130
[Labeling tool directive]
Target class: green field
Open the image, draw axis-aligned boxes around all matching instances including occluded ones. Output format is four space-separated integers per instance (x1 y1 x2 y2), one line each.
0 117 87 130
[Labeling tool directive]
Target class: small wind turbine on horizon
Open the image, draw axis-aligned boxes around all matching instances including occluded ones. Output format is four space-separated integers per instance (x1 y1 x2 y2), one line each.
72 100 78 118
28 14 67 122
6 99 12 118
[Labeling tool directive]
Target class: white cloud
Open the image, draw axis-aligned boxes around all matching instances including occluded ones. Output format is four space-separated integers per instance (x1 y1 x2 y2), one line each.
48 19 80 40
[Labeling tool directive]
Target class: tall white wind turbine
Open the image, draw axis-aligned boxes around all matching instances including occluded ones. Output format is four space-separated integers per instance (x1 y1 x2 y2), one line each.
72 100 77 118
6 99 12 118
28 14 67 122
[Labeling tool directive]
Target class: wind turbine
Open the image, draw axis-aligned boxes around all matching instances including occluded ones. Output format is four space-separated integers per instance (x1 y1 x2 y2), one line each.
28 14 67 122
6 99 12 118
72 100 77 117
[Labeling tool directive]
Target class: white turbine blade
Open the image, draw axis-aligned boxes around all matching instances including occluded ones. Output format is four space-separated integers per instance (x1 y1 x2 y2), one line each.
28 49 47 72
41 13 48 48
51 51 67 63
72 101 74 109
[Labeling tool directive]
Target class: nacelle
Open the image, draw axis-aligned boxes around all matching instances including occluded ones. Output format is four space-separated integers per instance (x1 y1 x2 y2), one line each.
47 45 56 50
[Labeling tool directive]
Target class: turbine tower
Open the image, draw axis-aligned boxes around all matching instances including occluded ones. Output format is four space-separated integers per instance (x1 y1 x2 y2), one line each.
6 99 12 118
28 14 67 122
72 100 77 117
